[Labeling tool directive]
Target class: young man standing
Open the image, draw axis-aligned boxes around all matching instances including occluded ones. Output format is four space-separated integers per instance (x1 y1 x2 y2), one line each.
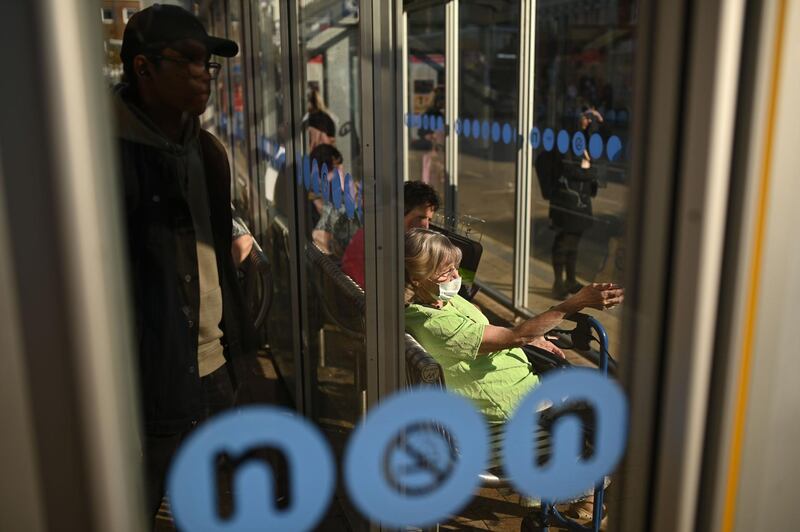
115 4 254 521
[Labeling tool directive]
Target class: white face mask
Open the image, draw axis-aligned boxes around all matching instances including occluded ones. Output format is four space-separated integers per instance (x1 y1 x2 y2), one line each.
436 277 462 301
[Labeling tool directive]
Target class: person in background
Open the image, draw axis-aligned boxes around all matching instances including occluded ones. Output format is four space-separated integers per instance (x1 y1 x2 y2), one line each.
307 143 344 231
548 109 602 299
418 87 446 191
231 206 254 266
307 110 337 151
311 150 360 259
305 85 340 135
114 5 255 524
307 86 326 114
341 181 439 288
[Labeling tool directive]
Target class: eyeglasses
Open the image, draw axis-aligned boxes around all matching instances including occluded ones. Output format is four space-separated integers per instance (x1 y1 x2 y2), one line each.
152 54 222 80
432 266 459 283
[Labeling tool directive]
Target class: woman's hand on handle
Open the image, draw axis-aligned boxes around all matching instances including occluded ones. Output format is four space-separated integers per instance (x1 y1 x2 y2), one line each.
529 336 566 359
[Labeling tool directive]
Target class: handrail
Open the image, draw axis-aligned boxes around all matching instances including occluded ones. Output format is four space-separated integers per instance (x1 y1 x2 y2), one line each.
240 240 273 330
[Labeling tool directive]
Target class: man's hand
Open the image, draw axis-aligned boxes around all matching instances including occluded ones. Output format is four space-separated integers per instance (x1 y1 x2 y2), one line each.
231 234 254 267
585 108 604 123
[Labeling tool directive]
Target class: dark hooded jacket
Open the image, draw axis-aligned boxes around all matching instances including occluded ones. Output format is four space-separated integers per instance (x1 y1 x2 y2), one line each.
114 85 254 434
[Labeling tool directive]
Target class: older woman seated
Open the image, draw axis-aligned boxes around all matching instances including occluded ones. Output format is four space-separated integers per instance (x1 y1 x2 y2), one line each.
404 229 624 423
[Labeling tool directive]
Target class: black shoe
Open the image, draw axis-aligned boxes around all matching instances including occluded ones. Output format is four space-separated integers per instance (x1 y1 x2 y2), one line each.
552 282 569 300
566 280 584 294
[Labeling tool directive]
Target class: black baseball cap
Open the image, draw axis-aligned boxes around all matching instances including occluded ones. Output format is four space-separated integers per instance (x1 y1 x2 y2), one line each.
120 4 238 64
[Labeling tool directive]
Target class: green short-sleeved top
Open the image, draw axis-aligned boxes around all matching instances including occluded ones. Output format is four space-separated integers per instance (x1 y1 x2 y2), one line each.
405 294 539 422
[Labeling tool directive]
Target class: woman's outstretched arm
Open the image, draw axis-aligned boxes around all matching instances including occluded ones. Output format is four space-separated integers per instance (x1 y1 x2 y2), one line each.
478 284 623 355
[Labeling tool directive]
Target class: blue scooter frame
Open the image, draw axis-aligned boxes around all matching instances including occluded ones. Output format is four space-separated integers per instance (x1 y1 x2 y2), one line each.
526 313 614 532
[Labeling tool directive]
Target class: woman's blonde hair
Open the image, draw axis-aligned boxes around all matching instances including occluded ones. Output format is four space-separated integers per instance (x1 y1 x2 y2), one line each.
404 228 462 304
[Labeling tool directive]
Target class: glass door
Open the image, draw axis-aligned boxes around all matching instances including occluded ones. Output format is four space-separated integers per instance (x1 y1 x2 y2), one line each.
456 0 522 301
400 0 642 529
526 0 637 357
403 0 525 302
292 1 368 529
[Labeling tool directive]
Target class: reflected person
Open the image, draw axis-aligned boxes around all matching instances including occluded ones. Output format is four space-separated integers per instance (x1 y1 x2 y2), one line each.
418 86 446 191
307 110 337 151
307 143 344 231
114 5 255 522
547 110 602 299
404 229 622 422
310 146 360 258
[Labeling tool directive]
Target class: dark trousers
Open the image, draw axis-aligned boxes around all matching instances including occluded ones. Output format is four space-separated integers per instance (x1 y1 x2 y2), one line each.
552 230 583 284
144 364 236 524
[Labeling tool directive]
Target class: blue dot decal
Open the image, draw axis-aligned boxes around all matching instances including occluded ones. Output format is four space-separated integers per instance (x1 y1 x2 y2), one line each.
530 127 541 149
344 173 355 219
295 154 303 185
455 119 462 136
463 119 471 138
617 110 628 124
344 389 488 529
167 406 336 532
491 122 501 143
572 131 586 156
557 130 570 154
331 168 342 209
472 119 480 139
303 154 311 190
481 120 490 140
606 109 616 123
589 133 603 159
502 369 628 502
543 128 555 151
436 116 444 131
415 114 422 128
502 123 513 144
422 114 429 130
607 136 622 161
311 159 320 194
321 163 330 203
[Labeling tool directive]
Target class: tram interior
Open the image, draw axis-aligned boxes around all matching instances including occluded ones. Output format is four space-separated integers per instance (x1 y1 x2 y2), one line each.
0 0 777 530
93 0 638 529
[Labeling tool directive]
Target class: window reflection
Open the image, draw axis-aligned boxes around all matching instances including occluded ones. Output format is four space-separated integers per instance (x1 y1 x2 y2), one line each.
209 2 231 147
528 0 637 356
402 0 637 528
253 0 286 227
249 0 300 404
100 1 140 85
227 0 252 230
406 7 447 205
457 0 521 300
295 2 367 529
